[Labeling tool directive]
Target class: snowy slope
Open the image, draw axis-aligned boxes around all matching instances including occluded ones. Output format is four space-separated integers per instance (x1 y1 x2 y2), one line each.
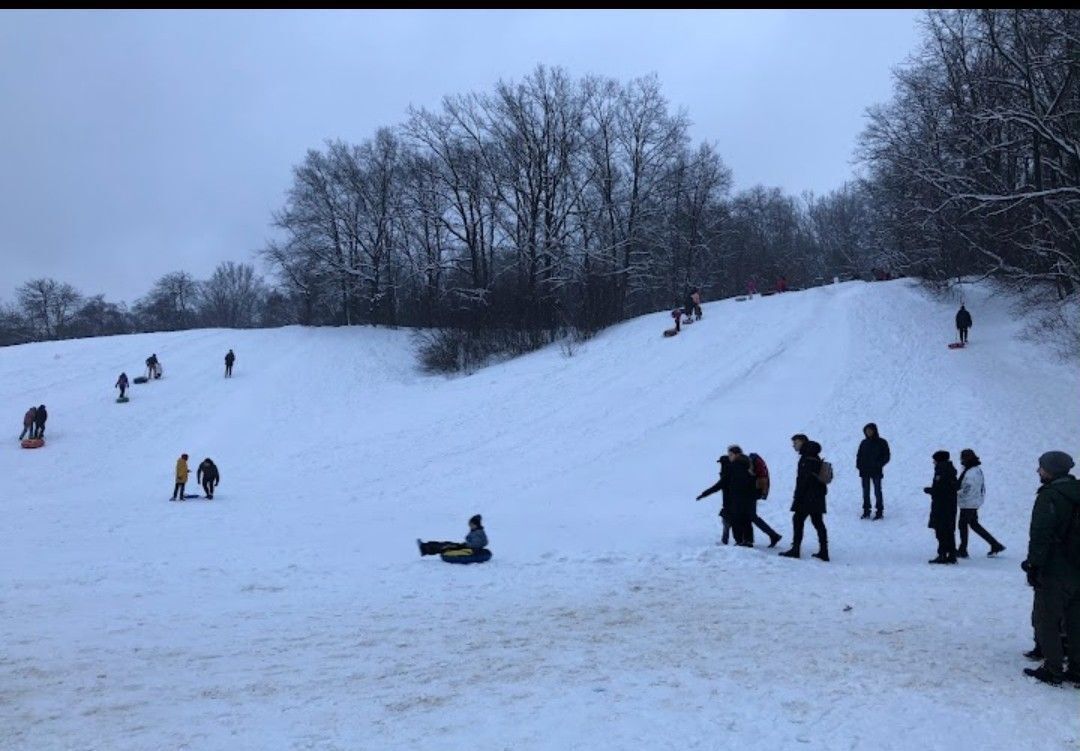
2 279 1078 751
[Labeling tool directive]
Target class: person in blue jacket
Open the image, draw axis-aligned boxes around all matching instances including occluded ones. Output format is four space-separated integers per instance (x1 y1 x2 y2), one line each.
418 514 488 556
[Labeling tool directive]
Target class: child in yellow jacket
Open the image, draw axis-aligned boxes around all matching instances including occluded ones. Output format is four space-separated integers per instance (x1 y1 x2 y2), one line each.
171 454 190 501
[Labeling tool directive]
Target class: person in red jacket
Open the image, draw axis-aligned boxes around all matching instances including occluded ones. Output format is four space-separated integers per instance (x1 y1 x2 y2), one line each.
776 276 788 293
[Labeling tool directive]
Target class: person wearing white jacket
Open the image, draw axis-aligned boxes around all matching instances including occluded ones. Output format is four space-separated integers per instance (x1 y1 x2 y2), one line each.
957 449 1006 558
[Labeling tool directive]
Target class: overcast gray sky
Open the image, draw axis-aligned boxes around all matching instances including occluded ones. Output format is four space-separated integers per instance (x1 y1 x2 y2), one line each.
0 9 923 303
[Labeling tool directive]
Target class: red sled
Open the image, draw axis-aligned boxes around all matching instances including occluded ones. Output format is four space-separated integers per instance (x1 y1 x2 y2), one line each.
21 438 45 449
947 342 965 349
663 328 678 337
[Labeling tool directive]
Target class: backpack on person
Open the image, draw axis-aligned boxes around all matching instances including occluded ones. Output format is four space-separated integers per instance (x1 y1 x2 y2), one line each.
749 452 770 499
817 458 834 485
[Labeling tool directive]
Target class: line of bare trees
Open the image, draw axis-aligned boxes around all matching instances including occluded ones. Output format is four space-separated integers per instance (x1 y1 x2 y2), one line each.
0 262 283 346
263 67 876 348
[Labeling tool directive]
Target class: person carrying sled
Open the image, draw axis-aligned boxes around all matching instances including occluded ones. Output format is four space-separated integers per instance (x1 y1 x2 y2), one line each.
417 514 488 556
224 349 235 378
20 406 36 440
197 457 220 499
955 305 973 345
116 372 129 399
171 453 190 501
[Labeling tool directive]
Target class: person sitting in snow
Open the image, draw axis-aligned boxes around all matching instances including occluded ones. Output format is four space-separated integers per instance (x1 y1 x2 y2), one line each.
417 514 488 556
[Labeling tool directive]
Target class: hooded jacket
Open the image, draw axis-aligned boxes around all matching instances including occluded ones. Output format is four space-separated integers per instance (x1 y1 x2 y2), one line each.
856 423 891 479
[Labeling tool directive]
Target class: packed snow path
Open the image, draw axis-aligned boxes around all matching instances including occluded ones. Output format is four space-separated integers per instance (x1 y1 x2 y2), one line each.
2 280 1078 750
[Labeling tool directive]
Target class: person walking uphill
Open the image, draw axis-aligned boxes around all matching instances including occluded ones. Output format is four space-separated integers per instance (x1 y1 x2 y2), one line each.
956 305 973 344
925 451 959 564
225 349 235 378
171 454 190 501
197 458 220 499
116 372 129 399
1022 451 1080 686
19 406 36 440
857 423 891 519
780 435 830 562
956 449 1005 558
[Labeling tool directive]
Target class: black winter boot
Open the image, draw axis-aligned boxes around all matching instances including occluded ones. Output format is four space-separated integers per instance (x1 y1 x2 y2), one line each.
779 547 800 559
860 509 871 519
873 509 883 520
812 545 830 562
1024 645 1043 661
768 533 783 549
1024 666 1063 686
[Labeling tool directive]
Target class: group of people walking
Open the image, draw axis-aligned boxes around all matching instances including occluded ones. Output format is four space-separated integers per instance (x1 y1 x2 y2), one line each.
695 424 1012 566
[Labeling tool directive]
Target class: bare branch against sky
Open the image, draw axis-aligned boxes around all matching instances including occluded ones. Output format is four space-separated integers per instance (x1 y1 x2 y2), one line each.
0 9 921 301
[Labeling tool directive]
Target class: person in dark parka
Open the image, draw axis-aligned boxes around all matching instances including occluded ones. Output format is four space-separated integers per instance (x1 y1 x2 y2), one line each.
925 450 959 564
33 404 47 439
225 349 235 378
956 305 973 344
418 514 488 556
197 458 220 499
856 422 891 519
1022 451 1080 685
697 446 760 546
698 454 736 544
780 438 829 561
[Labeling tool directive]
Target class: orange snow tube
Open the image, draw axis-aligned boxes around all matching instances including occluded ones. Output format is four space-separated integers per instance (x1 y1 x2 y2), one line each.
21 438 45 449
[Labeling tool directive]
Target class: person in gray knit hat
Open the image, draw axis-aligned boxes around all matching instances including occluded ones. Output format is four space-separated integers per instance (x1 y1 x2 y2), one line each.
1022 450 1080 686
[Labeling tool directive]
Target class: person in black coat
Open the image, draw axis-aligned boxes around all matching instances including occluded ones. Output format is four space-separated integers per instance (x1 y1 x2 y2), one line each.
197 458 220 499
780 438 829 561
856 422 891 519
925 450 959 564
33 404 47 439
955 305 973 344
697 446 760 547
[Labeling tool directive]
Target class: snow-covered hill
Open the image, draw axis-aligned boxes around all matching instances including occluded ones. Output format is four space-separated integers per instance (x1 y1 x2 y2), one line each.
2 279 1077 750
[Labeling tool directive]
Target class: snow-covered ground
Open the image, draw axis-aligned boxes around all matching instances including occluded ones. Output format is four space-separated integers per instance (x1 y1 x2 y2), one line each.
2 279 1078 750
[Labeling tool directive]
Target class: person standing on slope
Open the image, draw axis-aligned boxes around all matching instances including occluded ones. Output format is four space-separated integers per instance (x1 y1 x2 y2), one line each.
197 457 220 499
225 349 235 378
33 404 47 439
780 435 829 561
690 288 702 320
116 372 129 400
856 423 890 519
925 451 959 564
1022 451 1080 686
146 354 159 380
956 305 973 344
171 453 190 501
956 449 1005 558
20 406 36 440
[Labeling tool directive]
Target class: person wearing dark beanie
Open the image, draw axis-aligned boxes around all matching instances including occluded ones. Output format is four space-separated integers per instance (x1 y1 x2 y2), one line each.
925 451 958 564
1022 451 1080 685
956 449 1005 558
